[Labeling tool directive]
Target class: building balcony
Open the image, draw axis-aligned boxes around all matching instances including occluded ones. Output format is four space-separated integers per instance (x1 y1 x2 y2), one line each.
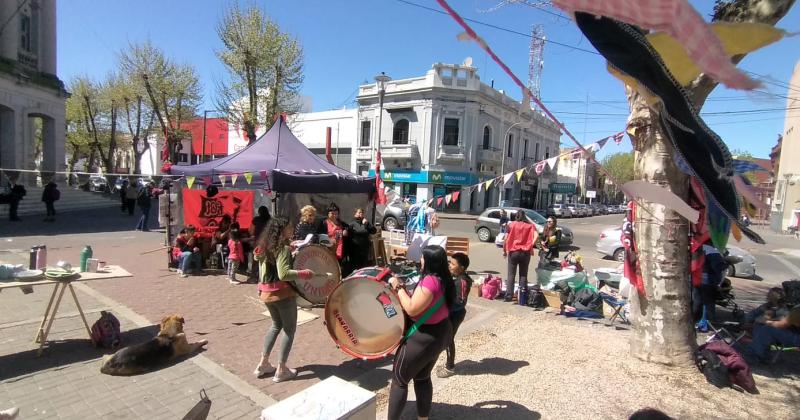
437 144 465 164
355 146 373 161
380 140 420 161
477 147 502 163
478 162 497 175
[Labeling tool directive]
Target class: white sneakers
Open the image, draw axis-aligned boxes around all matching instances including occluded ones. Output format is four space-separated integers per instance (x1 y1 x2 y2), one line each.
0 407 19 420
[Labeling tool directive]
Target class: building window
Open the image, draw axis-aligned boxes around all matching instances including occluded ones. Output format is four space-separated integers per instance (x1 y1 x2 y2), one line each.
20 15 31 53
443 118 459 146
360 121 371 147
482 125 491 150
535 143 540 160
393 119 409 145
507 133 513 157
545 146 550 159
523 139 529 159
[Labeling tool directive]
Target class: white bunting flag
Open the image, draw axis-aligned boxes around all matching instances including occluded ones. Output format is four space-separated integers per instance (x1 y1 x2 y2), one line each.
547 157 558 170
219 174 227 187
231 174 239 186
503 173 513 185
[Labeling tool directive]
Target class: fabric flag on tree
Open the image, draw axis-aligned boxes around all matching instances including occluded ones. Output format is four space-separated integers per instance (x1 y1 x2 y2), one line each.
516 169 525 182
552 0 760 90
186 176 196 189
375 151 387 205
231 174 239 186
219 174 227 187
612 132 624 144
244 172 253 184
534 160 547 175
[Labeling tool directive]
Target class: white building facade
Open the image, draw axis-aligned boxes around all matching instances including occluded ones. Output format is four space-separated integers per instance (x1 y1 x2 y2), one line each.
288 109 358 172
771 60 800 232
356 63 561 213
0 0 66 185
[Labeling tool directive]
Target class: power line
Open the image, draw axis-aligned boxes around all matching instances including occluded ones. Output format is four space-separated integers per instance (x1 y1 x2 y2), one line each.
394 0 600 55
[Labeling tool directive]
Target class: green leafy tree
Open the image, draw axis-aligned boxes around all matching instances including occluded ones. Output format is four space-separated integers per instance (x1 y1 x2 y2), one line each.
215 4 304 144
119 41 201 164
601 152 634 200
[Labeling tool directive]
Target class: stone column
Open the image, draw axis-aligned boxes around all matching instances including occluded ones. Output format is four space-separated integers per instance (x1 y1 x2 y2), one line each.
39 0 58 75
40 115 56 175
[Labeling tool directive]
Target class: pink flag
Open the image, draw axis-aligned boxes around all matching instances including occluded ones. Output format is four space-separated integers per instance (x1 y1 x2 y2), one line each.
437 197 444 206
259 170 268 179
613 132 624 144
453 191 460 201
534 160 547 175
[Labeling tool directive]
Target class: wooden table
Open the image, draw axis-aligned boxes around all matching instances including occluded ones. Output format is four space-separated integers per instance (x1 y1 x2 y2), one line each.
0 265 133 355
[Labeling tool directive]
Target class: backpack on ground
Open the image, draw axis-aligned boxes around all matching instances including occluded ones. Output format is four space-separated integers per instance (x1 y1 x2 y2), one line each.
528 285 547 310
572 287 603 313
694 348 731 389
91 311 122 349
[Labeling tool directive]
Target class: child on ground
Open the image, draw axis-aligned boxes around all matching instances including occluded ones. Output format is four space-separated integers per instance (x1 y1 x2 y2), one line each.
227 228 245 284
437 252 473 378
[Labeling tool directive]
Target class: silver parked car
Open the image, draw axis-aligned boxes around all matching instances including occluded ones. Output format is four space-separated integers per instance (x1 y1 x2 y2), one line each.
578 204 593 217
595 227 756 278
475 207 574 247
546 203 573 218
566 204 580 217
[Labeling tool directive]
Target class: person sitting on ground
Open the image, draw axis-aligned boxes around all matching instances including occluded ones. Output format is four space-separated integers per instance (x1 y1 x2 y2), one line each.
294 205 324 242
253 217 316 383
746 287 790 325
174 225 202 278
346 207 376 274
742 304 800 365
437 252 473 378
41 180 59 222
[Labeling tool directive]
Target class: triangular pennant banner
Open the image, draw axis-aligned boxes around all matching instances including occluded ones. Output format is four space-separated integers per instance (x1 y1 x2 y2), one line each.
186 176 195 189
219 174 227 187
613 132 624 144
231 174 239 186
547 157 558 170
259 170 268 179
503 173 513 185
445 194 452 205
597 137 609 148
478 182 484 192
437 197 444 206
453 191 460 201
486 179 494 189
534 161 546 175
244 172 254 184
516 169 524 182
202 176 211 186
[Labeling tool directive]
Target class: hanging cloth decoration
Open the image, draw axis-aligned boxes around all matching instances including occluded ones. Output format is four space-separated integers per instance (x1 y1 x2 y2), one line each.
731 223 743 243
186 176 196 189
453 191 460 202
230 174 239 187
553 0 760 90
437 197 444 206
218 174 227 187
546 157 558 170
612 132 624 144
516 169 525 182
732 159 769 174
706 195 731 251
733 175 768 210
573 12 764 245
534 161 547 175
503 173 514 185
244 172 253 184
445 194 452 205
622 180 699 223
259 170 268 179
485 179 494 189
689 177 709 288
621 201 645 297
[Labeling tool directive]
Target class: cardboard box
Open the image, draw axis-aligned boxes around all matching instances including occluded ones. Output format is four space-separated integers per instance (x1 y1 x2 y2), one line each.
542 290 562 309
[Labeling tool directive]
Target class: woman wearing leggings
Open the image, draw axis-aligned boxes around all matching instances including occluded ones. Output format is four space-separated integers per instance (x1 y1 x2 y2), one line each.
503 210 539 305
252 218 315 383
387 245 455 420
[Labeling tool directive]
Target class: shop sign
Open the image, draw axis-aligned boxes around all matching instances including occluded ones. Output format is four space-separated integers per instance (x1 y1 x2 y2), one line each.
428 171 476 185
368 169 428 183
549 183 576 194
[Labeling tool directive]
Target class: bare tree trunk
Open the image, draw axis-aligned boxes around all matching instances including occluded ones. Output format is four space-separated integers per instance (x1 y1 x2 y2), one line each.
628 95 694 366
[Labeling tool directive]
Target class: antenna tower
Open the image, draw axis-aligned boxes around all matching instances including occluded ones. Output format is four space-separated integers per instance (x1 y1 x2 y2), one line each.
528 24 545 110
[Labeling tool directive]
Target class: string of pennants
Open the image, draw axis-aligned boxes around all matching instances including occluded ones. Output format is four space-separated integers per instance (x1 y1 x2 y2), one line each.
184 170 269 189
384 131 624 207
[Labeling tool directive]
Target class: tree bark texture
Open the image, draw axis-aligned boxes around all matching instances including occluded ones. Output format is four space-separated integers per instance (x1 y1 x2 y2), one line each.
628 100 694 365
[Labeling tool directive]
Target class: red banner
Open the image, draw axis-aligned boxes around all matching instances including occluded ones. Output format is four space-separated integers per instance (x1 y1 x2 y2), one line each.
182 188 254 235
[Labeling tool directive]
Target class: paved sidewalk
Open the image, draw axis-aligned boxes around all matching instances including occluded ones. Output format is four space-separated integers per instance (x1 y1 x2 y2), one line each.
0 278 270 419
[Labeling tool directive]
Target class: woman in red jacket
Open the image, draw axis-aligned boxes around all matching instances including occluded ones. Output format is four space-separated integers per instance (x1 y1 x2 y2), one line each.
502 211 539 304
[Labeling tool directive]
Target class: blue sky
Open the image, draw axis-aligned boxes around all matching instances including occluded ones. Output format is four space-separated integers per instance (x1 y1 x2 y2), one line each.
57 0 800 159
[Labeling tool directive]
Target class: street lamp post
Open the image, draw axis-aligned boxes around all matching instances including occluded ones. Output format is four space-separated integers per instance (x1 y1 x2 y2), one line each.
499 121 522 206
374 72 391 167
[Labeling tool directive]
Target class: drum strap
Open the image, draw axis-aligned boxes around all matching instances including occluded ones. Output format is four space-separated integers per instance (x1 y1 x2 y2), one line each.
404 297 445 341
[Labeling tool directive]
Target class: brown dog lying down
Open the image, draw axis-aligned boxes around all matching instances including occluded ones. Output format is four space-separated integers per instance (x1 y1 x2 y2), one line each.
100 315 208 376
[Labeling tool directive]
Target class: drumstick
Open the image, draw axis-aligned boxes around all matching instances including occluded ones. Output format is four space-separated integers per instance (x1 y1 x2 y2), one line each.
141 246 168 255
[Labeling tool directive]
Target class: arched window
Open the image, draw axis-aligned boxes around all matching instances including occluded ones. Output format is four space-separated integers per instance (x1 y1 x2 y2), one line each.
392 119 409 145
482 125 491 150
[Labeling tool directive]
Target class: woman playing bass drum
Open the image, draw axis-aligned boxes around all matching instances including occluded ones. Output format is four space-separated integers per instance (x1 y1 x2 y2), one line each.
387 245 455 420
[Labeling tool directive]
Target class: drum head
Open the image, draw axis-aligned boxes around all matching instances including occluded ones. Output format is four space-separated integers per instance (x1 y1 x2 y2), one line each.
345 266 392 283
325 278 405 359
293 244 342 305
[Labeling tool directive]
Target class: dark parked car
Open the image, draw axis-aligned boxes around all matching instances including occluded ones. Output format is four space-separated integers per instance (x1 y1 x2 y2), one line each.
474 207 573 247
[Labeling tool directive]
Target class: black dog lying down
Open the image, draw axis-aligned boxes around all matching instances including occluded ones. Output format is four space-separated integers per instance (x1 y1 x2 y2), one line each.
100 315 207 376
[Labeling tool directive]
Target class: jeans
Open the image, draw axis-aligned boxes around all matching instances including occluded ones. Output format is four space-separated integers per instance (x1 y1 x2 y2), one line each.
692 284 717 322
744 324 800 363
227 260 240 281
45 201 55 217
506 251 531 302
136 206 150 231
179 251 201 273
262 297 297 364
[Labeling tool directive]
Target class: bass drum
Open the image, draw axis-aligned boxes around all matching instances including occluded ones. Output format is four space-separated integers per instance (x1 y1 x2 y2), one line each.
292 244 341 305
324 277 405 360
346 266 392 283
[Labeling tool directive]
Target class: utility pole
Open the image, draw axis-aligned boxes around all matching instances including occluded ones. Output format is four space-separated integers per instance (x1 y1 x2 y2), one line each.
500 121 522 206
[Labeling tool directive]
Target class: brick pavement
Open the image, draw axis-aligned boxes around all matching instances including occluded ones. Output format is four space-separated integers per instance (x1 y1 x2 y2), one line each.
0 274 267 419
